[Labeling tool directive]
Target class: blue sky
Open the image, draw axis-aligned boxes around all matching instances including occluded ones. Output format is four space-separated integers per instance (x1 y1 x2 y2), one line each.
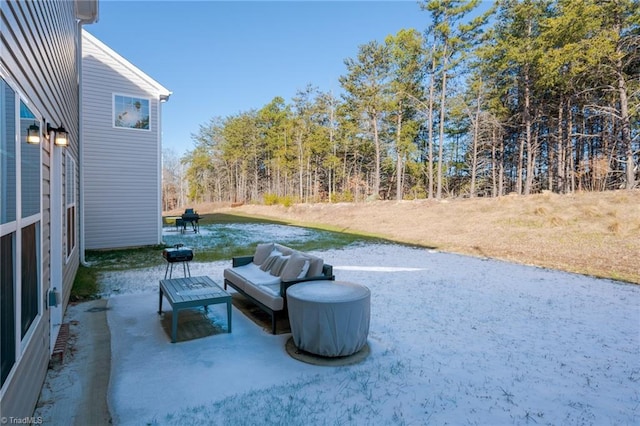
86 1 446 155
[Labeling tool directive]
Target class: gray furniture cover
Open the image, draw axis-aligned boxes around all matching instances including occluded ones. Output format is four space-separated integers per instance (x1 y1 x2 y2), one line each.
287 281 370 357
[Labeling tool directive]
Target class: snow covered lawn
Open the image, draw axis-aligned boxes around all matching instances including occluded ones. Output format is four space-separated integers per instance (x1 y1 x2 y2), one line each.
101 241 639 425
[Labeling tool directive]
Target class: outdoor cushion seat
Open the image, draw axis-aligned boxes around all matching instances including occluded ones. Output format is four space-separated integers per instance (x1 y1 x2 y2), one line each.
223 263 280 289
242 282 284 312
223 243 334 334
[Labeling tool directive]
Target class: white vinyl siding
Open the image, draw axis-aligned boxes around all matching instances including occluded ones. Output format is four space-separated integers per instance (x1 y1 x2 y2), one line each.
0 0 82 417
82 31 170 250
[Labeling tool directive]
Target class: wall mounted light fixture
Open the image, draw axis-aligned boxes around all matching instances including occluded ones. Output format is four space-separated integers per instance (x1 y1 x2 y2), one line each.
47 123 68 147
27 122 41 144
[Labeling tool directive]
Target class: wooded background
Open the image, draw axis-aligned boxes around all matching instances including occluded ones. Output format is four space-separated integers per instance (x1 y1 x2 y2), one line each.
162 0 639 210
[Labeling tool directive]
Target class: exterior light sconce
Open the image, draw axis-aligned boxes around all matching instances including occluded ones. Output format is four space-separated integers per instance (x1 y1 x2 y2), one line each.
47 123 68 147
26 122 41 144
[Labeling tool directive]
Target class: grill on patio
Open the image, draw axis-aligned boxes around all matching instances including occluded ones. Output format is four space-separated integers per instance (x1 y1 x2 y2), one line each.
163 246 193 262
180 208 201 233
163 244 194 278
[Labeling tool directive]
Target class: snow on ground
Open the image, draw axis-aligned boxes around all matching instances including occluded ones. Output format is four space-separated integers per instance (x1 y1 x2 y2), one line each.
162 223 323 253
96 234 639 425
34 223 640 425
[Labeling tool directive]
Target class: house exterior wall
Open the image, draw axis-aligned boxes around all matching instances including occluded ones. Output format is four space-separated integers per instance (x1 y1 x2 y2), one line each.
82 31 170 250
0 0 83 418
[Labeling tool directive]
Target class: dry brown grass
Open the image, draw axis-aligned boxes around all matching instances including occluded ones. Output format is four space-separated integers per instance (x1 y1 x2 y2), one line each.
172 190 640 284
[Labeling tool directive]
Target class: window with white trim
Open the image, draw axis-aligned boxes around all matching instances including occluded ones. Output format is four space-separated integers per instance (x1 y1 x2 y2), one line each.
113 94 150 130
1 77 42 388
65 155 77 259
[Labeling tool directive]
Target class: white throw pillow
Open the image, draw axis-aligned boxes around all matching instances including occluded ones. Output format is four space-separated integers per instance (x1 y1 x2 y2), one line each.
296 259 310 279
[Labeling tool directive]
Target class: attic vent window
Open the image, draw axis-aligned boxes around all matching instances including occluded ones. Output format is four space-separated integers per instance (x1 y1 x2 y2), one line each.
113 94 150 130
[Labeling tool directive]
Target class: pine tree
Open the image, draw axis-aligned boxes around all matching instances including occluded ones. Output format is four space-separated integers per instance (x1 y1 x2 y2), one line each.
339 41 391 198
420 0 490 198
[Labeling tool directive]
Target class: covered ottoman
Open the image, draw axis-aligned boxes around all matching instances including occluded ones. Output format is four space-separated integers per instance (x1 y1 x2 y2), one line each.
287 281 370 357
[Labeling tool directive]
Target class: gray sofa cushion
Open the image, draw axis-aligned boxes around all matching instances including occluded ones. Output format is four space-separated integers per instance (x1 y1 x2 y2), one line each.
306 255 324 277
259 252 280 271
269 255 290 276
274 244 294 256
273 244 323 277
243 282 284 311
224 263 280 288
280 253 311 281
253 243 275 265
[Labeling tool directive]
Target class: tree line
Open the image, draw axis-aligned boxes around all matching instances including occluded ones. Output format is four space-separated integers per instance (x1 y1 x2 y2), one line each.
162 0 639 208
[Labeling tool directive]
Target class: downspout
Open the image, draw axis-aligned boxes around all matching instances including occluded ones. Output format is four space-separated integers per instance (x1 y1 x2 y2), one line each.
77 21 87 265
158 93 170 244
158 96 165 244
76 2 99 265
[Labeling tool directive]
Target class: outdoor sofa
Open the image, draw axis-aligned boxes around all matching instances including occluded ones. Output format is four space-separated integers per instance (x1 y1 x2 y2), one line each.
223 243 334 333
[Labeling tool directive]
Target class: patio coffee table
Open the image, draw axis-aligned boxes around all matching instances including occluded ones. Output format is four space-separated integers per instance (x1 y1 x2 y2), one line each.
158 276 232 343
